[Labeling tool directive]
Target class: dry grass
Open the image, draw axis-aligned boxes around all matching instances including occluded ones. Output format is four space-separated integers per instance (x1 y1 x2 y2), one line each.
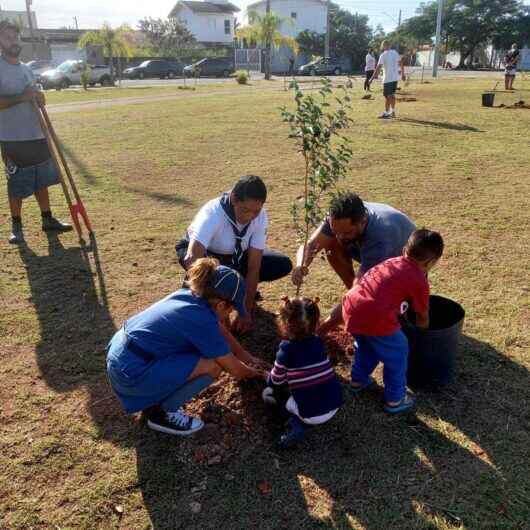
1 77 529 529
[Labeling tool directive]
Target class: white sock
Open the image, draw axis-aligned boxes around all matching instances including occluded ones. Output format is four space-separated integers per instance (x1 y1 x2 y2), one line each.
390 107 395 113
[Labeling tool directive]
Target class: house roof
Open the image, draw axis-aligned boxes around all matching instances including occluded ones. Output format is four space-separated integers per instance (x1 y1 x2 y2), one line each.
247 0 325 9
169 1 240 16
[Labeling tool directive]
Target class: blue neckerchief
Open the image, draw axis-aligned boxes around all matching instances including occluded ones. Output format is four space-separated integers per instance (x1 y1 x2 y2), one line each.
220 192 251 269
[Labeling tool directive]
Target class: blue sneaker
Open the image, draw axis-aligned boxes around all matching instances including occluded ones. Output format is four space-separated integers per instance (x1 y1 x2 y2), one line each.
276 416 307 449
384 394 416 415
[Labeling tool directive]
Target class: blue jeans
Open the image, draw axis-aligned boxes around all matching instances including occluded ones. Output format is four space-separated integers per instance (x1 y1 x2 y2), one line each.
6 157 60 199
351 331 408 403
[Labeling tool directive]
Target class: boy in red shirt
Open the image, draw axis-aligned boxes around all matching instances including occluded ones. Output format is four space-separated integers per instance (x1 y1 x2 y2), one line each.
319 229 444 414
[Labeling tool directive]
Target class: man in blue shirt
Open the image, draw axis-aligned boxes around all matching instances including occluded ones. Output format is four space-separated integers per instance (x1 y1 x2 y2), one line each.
292 193 416 289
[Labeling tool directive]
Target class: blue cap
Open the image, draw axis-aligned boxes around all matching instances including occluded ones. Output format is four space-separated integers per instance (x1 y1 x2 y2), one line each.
211 266 247 317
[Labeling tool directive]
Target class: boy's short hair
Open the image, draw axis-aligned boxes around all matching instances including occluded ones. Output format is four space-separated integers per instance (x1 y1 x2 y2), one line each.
329 192 367 224
0 20 21 34
233 175 267 203
405 229 444 262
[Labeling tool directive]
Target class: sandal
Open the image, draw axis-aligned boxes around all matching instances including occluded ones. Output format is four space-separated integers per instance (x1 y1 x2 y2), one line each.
350 376 376 395
384 394 416 414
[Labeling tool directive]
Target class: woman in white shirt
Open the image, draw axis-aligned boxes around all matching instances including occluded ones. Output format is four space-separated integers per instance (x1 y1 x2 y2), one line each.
175 175 292 330
364 48 376 91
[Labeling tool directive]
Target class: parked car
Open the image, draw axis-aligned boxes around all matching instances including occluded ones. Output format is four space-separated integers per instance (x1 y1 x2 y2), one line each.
183 57 235 78
39 60 112 89
123 60 182 79
298 57 343 76
25 59 56 77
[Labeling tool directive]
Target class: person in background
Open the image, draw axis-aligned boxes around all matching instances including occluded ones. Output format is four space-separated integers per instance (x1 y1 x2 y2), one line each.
364 48 376 91
289 56 295 76
262 296 342 448
370 40 406 119
319 229 444 414
0 20 71 244
106 258 267 436
504 43 520 91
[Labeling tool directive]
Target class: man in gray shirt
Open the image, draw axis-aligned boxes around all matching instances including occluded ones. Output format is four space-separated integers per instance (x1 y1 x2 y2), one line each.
0 21 71 244
292 192 416 289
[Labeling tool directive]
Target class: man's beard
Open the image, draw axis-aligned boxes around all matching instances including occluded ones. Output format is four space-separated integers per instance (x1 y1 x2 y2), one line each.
3 44 22 58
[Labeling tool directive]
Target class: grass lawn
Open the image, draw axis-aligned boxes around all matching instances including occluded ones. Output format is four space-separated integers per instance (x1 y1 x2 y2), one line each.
1 77 529 529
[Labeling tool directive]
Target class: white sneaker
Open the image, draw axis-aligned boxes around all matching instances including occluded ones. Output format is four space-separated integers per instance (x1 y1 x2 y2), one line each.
378 112 392 119
262 387 278 406
147 408 204 436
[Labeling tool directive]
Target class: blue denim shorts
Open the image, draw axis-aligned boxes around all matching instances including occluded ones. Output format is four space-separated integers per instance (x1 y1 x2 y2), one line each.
5 157 60 199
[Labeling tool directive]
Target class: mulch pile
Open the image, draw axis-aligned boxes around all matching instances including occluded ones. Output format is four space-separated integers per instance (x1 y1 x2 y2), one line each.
182 326 354 463
499 100 530 109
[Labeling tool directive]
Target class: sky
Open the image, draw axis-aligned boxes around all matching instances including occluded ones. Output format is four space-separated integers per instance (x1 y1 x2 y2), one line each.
0 0 529 32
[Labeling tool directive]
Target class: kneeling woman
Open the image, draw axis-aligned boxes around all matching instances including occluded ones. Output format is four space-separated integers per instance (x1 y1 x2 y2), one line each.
106 258 265 436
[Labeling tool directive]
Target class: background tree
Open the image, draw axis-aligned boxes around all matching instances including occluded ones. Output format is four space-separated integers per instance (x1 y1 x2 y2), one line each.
297 4 373 71
491 6 530 53
78 23 133 81
137 17 196 57
396 0 524 67
237 11 299 80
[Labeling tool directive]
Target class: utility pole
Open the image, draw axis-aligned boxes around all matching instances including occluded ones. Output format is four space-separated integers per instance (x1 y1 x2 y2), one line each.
398 9 402 27
265 0 271 80
25 0 37 59
432 0 444 77
325 0 330 57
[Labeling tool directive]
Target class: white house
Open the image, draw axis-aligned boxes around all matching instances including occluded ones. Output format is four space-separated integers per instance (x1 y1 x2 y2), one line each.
0 8 38 29
245 0 327 38
240 0 328 73
168 0 240 45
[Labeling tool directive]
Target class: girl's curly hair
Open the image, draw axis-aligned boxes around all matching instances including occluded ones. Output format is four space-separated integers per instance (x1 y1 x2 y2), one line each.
277 296 320 340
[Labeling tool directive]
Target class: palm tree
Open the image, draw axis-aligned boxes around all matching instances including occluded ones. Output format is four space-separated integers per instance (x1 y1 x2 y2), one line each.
237 11 299 80
78 23 133 83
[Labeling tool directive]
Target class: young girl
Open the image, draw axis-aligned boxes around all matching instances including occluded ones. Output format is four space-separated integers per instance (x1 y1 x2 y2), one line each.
262 297 343 448
106 258 266 436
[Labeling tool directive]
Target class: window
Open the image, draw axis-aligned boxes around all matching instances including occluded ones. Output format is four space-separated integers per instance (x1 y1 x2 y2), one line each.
291 12 297 19
225 19 231 34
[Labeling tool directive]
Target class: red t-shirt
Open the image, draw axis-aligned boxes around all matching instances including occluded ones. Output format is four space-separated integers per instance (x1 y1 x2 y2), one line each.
342 256 430 336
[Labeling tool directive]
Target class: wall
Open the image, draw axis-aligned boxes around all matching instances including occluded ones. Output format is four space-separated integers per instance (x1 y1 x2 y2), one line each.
174 5 236 44
246 0 326 37
519 48 530 69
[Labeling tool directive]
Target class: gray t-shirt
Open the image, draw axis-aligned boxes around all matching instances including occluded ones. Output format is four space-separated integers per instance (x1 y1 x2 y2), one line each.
0 57 44 142
322 201 416 274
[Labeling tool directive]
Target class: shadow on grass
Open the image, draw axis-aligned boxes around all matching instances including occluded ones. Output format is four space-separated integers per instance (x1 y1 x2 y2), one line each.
134 333 529 529
59 141 99 185
398 117 483 132
124 186 195 207
17 232 133 445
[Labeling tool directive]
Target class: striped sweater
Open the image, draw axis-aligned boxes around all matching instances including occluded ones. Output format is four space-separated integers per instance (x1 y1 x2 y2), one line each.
269 335 343 419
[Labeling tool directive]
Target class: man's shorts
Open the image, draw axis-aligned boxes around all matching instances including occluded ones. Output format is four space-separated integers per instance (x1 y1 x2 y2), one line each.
5 157 60 199
383 81 398 97
505 68 516 77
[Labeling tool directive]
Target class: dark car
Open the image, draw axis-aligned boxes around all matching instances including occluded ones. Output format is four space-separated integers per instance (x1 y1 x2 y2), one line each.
123 60 182 79
298 57 343 76
183 57 235 78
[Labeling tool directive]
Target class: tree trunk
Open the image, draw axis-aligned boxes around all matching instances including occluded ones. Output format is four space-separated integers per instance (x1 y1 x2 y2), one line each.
109 48 114 82
265 0 272 80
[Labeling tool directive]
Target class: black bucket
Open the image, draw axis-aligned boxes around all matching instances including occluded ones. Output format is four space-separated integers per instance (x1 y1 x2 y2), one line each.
403 295 465 390
482 92 495 107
